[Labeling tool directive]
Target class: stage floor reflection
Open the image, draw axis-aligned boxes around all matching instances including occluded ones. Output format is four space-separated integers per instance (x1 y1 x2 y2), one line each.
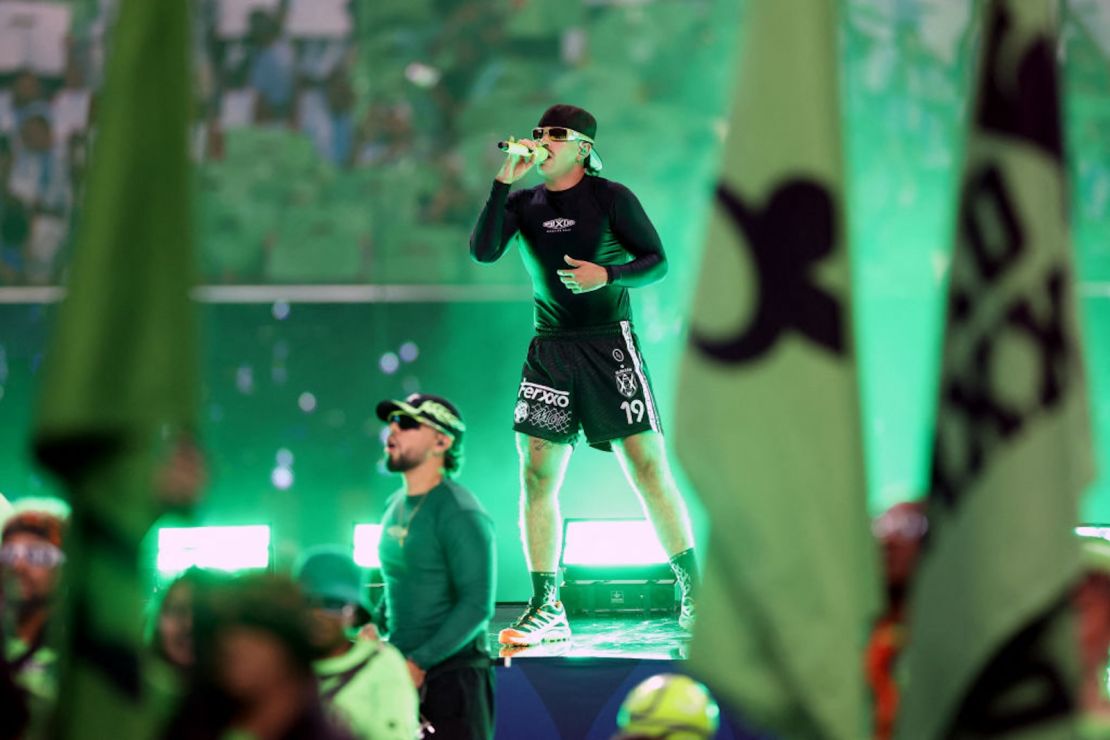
488 604 689 661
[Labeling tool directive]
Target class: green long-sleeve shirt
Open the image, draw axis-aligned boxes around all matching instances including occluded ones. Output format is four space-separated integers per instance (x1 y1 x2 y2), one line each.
376 479 496 670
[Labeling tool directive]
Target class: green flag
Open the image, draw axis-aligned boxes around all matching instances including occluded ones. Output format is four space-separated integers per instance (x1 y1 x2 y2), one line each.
32 0 196 735
674 1 878 737
896 1 1093 737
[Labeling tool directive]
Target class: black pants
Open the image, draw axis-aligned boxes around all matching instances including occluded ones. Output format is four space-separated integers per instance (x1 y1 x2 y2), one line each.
420 664 496 740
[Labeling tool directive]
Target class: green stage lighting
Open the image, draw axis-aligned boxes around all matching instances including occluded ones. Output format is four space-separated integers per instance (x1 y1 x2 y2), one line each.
156 525 271 576
560 519 675 617
1076 525 1110 542
353 523 382 568
561 519 669 566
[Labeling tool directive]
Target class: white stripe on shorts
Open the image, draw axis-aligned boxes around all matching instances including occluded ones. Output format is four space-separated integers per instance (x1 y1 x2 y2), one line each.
619 320 660 432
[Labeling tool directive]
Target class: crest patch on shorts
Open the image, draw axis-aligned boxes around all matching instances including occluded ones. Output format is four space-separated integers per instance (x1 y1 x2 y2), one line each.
615 368 638 398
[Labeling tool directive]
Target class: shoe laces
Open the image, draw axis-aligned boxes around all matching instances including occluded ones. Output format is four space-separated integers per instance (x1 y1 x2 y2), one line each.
514 604 543 628
516 602 561 628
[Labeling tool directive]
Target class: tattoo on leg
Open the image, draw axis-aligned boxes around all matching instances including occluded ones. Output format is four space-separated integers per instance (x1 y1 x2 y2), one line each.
531 438 557 451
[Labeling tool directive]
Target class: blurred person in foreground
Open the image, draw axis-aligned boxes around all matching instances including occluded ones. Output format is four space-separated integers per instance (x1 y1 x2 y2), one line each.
295 546 418 739
146 567 227 724
374 393 496 739
0 490 21 740
1077 537 1110 736
165 572 352 740
469 104 699 645
612 673 719 739
148 568 211 672
0 499 69 734
865 500 928 740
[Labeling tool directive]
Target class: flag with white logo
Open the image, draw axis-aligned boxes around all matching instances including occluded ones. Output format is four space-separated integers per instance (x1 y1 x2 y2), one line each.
897 1 1093 736
674 0 878 737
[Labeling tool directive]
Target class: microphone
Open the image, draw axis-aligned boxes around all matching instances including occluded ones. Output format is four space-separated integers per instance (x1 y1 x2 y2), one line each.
497 140 549 163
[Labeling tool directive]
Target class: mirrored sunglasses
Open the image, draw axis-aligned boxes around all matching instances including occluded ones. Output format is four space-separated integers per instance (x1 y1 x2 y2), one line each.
532 126 593 143
0 542 66 568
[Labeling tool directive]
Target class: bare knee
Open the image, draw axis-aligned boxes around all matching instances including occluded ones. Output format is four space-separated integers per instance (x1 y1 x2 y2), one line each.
631 458 667 495
522 463 558 499
617 436 673 494
517 435 570 503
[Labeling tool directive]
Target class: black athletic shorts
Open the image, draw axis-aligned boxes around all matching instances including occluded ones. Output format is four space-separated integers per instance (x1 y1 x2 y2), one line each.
512 320 662 451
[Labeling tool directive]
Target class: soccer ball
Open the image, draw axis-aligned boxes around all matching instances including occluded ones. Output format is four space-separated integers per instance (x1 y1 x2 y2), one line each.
616 673 720 739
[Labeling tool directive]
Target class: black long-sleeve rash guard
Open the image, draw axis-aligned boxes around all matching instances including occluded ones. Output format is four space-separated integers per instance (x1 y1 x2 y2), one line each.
469 176 668 332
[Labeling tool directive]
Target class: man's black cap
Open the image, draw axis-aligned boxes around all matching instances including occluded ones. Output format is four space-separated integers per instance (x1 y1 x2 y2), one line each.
538 104 597 140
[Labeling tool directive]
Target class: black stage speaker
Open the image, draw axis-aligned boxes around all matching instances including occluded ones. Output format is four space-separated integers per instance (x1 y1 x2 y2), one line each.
561 565 676 616
558 518 678 616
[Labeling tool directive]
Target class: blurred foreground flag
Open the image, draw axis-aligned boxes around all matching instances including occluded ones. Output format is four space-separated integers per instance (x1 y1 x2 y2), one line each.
32 0 198 736
674 0 878 737
897 1 1093 737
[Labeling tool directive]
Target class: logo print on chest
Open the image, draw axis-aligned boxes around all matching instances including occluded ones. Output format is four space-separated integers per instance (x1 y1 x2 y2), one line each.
543 218 576 233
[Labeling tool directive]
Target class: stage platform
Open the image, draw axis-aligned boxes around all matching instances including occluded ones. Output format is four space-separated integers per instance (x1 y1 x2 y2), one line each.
487 603 689 661
488 604 768 740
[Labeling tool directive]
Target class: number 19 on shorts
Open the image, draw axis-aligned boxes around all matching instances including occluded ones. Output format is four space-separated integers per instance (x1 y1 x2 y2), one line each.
621 400 645 424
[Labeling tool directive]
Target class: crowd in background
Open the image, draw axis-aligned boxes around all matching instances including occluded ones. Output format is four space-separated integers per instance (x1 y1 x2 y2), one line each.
0 0 730 287
1067 0 1110 279
0 59 88 285
0 0 1104 288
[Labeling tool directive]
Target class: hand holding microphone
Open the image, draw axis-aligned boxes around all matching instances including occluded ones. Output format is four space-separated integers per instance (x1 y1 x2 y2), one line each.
495 136 548 184
498 140 549 162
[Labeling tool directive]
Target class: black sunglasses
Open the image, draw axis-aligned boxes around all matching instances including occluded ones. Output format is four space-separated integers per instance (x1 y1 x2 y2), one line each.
388 413 423 430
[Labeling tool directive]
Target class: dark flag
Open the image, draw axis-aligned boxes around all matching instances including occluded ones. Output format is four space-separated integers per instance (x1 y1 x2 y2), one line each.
898 1 1093 737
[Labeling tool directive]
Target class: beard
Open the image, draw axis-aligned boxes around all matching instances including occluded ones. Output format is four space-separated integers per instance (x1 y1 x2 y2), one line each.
385 449 420 473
